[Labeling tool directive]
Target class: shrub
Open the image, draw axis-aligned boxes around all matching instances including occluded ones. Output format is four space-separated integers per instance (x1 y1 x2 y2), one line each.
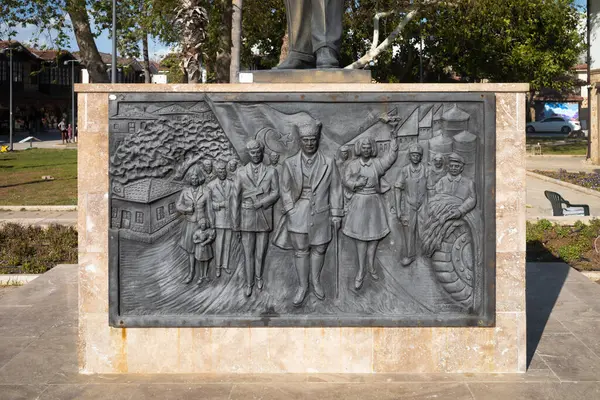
0 223 77 274
557 243 586 263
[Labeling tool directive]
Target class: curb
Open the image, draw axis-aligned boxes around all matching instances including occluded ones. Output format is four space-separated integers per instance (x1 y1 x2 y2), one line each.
526 171 600 200
526 154 588 158
0 206 77 212
0 220 76 227
0 274 40 285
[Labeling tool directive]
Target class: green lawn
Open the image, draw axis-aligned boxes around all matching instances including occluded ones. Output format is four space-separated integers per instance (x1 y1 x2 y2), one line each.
526 139 588 155
0 149 77 205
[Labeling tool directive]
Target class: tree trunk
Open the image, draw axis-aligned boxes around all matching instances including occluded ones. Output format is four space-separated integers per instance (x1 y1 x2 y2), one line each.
142 33 152 83
230 0 243 83
216 0 233 83
66 0 108 83
528 89 536 123
279 28 289 63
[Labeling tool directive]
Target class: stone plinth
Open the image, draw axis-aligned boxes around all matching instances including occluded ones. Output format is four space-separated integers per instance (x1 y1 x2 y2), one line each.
239 69 372 83
77 83 527 374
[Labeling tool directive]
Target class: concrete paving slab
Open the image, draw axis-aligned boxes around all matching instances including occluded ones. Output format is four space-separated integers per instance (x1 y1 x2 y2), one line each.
535 333 600 381
468 382 600 400
0 384 47 400
527 155 600 173
0 264 599 398
0 210 77 227
526 173 600 218
0 336 36 369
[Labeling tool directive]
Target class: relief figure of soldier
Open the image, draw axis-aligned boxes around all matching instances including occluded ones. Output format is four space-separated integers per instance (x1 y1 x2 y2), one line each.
395 144 428 267
421 153 480 310
206 161 234 278
342 137 398 290
231 141 280 297
273 119 343 306
176 164 215 284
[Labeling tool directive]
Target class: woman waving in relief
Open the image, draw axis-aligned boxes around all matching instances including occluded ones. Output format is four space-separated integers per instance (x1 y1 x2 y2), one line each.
342 137 398 290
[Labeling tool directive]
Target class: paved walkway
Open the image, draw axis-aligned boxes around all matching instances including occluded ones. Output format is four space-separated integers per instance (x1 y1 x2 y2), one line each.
527 155 600 173
0 210 76 227
526 156 600 219
526 174 600 219
0 264 599 399
0 130 77 150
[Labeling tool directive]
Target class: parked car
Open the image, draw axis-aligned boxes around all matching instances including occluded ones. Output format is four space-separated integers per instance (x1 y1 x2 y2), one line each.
526 117 581 134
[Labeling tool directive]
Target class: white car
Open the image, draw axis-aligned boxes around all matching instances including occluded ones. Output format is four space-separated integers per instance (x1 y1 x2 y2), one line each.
526 117 581 134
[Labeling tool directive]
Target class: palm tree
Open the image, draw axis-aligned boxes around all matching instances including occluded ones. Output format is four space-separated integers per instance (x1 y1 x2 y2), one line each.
175 0 208 83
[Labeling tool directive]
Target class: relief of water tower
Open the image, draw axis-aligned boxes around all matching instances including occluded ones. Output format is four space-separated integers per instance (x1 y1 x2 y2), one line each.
428 104 478 178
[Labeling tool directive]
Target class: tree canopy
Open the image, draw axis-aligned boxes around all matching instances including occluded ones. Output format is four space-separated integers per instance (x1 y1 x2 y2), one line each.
0 0 586 90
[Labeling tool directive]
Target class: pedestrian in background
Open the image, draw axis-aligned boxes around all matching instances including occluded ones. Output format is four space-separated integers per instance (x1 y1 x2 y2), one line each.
58 118 67 144
67 124 73 143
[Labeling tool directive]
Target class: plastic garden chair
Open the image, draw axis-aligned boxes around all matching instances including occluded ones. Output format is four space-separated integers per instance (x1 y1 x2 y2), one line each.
544 190 590 216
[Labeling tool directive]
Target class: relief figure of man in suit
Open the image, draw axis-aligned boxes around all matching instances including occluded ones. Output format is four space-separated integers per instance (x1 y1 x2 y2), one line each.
232 141 280 297
206 161 234 278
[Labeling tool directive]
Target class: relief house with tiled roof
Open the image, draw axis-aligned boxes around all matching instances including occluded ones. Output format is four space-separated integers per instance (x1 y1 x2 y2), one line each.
111 178 183 243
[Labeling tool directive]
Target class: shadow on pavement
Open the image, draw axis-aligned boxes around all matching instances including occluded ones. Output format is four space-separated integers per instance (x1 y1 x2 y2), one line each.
526 259 570 368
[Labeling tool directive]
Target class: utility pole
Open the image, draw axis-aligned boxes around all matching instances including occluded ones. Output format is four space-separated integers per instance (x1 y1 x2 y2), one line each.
112 0 118 83
1 46 14 151
64 60 80 140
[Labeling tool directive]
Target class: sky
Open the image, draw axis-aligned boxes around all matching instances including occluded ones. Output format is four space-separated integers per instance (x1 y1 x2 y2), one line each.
9 12 173 61
7 0 590 62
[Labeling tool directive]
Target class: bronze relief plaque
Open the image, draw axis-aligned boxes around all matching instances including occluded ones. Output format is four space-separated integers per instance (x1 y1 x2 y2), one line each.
108 92 496 327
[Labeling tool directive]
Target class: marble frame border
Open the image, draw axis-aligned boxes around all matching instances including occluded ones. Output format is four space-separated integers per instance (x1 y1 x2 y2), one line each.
107 92 496 329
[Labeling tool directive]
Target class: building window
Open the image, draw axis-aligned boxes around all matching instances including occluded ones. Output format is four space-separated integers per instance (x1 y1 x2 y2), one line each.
135 212 144 224
113 123 119 130
112 207 118 218
13 62 23 82
168 202 175 215
0 60 7 81
128 122 135 132
156 206 165 220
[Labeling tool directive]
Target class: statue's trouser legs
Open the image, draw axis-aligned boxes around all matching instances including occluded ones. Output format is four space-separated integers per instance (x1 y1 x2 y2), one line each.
405 208 418 259
215 228 232 272
311 0 344 53
255 232 269 282
310 244 328 300
241 232 255 288
284 0 314 60
222 229 232 271
215 228 225 272
291 233 310 305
